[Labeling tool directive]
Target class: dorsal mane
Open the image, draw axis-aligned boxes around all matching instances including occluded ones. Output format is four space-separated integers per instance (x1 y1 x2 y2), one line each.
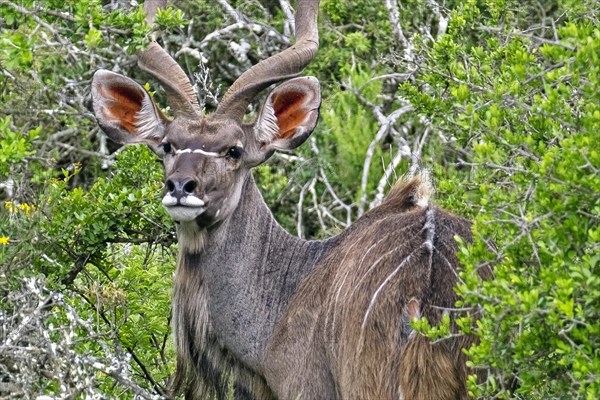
380 170 434 212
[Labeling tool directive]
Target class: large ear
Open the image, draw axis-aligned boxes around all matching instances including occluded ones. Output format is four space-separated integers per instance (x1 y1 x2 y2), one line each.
91 69 168 146
253 76 321 155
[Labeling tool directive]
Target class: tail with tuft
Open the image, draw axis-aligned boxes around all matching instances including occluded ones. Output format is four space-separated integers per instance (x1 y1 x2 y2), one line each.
399 333 467 400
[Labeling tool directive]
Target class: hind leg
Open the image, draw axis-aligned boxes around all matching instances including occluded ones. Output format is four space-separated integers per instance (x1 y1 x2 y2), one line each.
263 341 337 400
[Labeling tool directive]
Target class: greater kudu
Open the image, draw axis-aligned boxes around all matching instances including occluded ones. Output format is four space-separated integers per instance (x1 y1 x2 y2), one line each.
91 0 483 399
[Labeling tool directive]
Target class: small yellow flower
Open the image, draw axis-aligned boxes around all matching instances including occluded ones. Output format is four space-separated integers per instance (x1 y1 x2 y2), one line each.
5 201 17 213
0 236 9 246
19 203 33 216
4 201 34 216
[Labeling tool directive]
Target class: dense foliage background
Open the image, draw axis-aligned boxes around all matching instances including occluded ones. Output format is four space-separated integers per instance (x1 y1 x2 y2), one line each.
1 0 598 398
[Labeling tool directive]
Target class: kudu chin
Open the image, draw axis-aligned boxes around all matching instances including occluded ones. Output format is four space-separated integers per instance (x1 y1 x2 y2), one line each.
90 0 487 399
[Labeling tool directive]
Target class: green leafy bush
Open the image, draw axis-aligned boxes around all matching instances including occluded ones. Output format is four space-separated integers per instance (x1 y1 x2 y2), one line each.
399 0 599 397
1 0 598 398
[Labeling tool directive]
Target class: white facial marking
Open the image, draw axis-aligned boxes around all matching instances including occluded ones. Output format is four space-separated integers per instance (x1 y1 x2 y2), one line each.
162 194 206 222
174 142 244 158
164 205 205 222
162 193 178 207
215 209 220 218
180 196 205 207
193 148 221 157
174 148 221 157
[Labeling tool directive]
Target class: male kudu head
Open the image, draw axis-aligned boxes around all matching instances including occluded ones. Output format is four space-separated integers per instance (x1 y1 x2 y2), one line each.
91 0 320 231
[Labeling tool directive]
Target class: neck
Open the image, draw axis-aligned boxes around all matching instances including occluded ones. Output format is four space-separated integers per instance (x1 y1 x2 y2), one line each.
174 173 331 373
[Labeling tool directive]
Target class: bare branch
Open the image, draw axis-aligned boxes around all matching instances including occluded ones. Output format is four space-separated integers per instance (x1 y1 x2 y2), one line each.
383 0 408 48
279 0 295 37
357 103 413 216
216 0 244 23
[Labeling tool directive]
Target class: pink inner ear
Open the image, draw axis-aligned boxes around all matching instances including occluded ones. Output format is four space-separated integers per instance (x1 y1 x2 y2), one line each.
99 84 144 134
272 90 308 139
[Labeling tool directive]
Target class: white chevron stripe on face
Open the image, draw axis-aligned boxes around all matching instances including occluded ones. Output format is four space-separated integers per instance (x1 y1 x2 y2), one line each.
175 148 222 157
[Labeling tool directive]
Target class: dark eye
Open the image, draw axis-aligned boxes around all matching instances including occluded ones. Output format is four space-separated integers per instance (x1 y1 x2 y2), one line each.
160 142 172 155
227 146 242 160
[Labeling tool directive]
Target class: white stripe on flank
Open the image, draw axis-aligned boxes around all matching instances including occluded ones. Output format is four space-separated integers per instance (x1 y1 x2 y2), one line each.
361 209 437 332
361 249 417 331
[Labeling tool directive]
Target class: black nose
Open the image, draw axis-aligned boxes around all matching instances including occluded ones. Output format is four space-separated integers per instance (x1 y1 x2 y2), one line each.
166 178 197 199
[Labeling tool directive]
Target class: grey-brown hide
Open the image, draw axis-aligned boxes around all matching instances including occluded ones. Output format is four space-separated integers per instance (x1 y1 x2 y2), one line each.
90 0 485 399
263 176 487 399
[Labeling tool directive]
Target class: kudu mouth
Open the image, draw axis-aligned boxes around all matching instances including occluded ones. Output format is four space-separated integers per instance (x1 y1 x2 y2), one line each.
162 194 206 222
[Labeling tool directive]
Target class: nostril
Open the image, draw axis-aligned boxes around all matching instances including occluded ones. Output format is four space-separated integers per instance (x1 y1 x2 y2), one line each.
166 179 175 194
182 179 197 195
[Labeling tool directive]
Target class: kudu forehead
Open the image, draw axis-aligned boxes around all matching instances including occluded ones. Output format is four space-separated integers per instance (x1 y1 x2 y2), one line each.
166 117 246 151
